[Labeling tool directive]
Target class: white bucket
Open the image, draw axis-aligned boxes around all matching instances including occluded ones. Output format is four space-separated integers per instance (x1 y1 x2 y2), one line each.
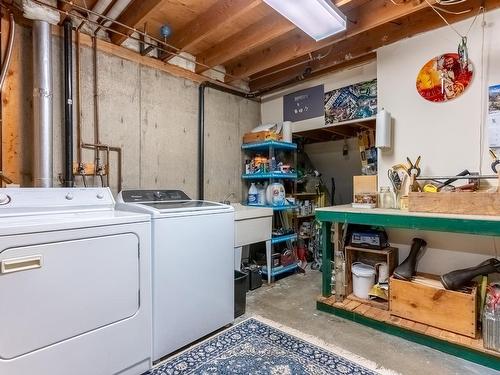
352 262 376 299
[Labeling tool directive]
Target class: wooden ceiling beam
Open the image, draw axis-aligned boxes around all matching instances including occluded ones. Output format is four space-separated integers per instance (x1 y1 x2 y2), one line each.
250 52 376 93
225 0 435 81
163 0 262 60
194 0 363 74
109 0 164 45
195 13 295 74
250 0 500 93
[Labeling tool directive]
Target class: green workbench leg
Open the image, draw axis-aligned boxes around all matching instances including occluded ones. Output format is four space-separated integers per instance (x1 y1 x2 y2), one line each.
321 221 332 297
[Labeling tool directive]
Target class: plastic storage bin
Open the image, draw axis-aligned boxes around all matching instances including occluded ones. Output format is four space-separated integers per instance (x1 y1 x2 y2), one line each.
234 271 248 318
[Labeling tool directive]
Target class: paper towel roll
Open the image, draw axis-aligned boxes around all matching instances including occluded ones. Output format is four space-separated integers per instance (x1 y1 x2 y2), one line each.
375 109 391 149
282 121 292 142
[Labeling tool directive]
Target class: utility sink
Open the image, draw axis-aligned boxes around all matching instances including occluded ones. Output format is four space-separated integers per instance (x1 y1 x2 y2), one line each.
231 203 273 247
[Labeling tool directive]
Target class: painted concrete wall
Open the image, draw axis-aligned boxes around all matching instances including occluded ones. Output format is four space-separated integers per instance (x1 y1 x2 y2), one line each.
377 8 500 272
1 24 260 202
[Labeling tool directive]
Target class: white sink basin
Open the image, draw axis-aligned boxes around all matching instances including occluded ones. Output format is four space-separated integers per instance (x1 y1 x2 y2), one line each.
231 203 273 247
231 203 273 221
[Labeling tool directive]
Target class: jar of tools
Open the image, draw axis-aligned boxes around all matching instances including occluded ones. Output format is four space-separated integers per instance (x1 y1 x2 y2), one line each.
378 186 395 209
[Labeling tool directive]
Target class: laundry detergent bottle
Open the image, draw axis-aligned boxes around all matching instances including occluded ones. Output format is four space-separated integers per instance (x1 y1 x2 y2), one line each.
248 183 259 205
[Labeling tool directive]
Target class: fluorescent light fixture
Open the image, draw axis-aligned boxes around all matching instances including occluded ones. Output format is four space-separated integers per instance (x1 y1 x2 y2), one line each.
264 0 347 41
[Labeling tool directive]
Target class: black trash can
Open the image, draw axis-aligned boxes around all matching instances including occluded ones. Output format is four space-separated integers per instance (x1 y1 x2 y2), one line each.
234 270 248 318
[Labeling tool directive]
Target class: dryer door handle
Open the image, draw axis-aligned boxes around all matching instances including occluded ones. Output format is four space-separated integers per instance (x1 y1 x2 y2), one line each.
0 255 42 274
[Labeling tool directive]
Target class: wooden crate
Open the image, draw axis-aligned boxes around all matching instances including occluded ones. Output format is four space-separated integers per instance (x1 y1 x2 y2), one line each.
243 131 281 144
389 274 478 338
408 191 500 216
345 246 399 310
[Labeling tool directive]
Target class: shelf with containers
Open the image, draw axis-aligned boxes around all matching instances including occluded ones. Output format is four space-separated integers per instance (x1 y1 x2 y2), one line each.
241 140 298 282
292 191 327 271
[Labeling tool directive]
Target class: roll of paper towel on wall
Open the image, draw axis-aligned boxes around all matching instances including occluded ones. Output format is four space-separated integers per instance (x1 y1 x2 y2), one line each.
282 121 292 143
375 109 391 149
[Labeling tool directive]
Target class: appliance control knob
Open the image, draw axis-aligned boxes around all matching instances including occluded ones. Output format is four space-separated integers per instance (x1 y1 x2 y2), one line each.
65 193 74 200
0 193 11 205
96 193 104 199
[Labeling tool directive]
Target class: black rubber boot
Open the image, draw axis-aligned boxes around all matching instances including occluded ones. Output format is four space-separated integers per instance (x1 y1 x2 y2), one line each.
393 238 427 281
440 258 500 290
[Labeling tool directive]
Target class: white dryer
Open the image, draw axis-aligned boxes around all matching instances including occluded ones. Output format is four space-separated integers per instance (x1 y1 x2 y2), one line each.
116 190 234 362
0 188 152 375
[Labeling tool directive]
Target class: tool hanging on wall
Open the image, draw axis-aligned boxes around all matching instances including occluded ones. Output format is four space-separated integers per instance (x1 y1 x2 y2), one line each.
490 149 500 174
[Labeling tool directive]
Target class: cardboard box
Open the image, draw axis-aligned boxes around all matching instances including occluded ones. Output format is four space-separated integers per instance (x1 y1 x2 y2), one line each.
243 131 281 144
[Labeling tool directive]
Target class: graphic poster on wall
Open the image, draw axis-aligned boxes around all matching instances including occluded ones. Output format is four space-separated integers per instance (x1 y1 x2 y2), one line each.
324 79 377 124
416 53 473 102
488 84 500 148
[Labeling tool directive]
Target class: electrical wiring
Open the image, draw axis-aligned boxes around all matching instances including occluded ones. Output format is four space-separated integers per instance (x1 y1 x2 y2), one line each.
422 0 481 38
1 0 240 82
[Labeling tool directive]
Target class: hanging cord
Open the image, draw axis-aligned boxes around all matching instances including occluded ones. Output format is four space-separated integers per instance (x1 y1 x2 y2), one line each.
478 8 486 173
423 0 481 38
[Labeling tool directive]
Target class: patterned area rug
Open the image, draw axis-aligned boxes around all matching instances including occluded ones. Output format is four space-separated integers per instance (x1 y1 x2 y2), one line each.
146 316 397 375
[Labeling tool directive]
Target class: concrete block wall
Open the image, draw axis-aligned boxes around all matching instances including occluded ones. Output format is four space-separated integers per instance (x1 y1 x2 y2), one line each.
2 23 260 201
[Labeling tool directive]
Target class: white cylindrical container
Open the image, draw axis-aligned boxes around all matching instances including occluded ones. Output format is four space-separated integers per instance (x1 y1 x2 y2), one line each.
376 262 389 283
282 121 292 143
375 108 391 150
352 262 376 299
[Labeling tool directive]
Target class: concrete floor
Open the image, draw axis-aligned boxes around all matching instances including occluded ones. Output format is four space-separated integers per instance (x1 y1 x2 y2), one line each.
243 270 496 375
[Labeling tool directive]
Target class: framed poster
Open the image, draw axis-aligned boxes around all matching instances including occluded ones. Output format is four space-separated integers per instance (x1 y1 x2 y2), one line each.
324 79 377 124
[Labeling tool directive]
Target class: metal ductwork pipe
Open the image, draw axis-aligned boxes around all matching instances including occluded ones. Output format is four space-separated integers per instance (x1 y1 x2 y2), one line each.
33 20 53 187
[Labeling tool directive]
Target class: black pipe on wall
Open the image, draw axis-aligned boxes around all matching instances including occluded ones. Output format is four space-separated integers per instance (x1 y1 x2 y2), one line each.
197 82 259 200
63 19 74 187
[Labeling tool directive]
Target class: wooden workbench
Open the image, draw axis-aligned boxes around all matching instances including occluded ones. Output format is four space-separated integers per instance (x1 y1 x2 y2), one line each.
315 205 500 370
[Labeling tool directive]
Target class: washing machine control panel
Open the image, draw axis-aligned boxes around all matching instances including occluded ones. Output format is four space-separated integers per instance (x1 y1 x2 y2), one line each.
121 190 190 203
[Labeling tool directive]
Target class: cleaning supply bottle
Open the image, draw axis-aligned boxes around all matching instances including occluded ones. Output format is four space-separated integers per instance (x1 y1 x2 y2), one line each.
257 182 267 205
248 183 259 205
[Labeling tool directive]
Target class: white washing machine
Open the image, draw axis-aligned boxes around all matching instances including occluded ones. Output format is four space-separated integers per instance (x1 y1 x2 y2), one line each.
116 190 234 362
0 188 152 375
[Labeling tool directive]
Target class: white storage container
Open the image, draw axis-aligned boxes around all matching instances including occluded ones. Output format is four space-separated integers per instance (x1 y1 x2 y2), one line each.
352 262 376 299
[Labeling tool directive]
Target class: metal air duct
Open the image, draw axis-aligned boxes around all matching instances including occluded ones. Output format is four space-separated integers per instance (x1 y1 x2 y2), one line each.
32 20 53 187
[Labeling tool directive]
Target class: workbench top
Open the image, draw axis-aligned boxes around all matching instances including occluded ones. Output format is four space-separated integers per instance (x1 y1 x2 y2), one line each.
315 204 500 236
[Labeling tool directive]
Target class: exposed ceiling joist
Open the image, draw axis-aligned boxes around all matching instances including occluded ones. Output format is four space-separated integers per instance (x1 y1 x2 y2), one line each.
250 0 499 92
195 13 295 74
250 52 376 92
109 0 164 45
226 0 435 81
163 0 262 60
194 0 363 74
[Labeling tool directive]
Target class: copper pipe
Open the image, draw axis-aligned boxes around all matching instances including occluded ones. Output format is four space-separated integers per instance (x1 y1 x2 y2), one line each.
82 143 122 191
0 13 15 91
